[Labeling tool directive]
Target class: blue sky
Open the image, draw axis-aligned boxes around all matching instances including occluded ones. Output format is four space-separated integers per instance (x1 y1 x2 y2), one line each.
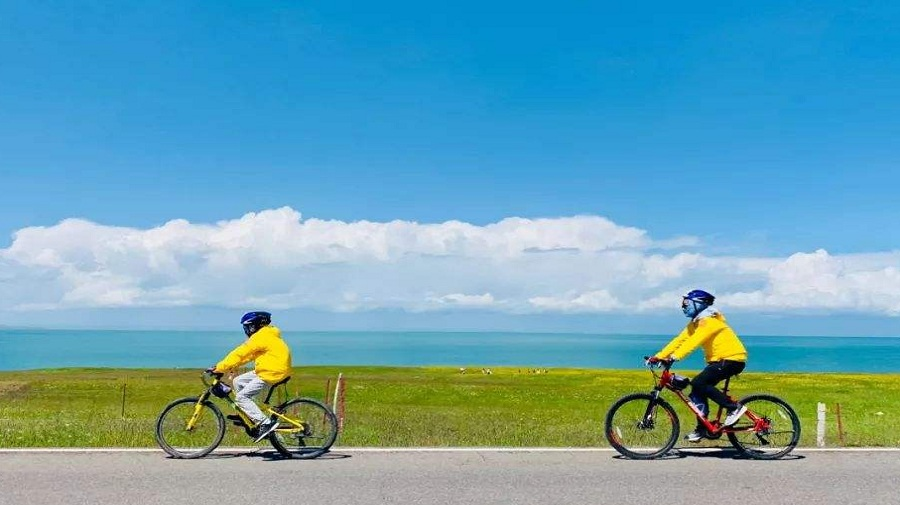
1 2 899 334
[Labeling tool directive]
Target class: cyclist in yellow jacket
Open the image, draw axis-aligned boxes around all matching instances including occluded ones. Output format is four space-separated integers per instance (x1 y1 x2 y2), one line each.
211 311 292 442
647 290 748 443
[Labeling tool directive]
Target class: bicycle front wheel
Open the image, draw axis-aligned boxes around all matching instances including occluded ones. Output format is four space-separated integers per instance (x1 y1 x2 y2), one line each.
727 394 800 460
155 397 225 459
268 398 338 459
605 393 679 460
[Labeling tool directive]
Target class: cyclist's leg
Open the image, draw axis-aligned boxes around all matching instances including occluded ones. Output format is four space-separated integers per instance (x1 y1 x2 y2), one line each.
233 371 269 424
694 361 745 411
689 365 719 420
233 371 253 395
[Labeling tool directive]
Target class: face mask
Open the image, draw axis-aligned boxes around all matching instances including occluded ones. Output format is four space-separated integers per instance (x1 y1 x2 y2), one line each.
682 298 708 318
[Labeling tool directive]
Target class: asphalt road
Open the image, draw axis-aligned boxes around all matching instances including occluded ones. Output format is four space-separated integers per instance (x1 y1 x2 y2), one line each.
0 449 896 505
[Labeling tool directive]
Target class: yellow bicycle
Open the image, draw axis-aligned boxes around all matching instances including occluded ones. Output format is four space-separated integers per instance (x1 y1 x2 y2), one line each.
155 370 338 459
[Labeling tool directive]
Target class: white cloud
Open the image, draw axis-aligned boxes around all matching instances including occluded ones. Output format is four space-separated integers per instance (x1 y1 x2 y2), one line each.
1 207 899 316
529 290 622 313
428 293 497 308
724 250 900 315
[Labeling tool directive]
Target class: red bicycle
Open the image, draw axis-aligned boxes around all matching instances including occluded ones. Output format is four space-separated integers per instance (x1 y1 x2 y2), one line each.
605 358 801 460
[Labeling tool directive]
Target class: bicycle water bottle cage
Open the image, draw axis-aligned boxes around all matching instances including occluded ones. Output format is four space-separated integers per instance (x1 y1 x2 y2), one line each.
671 375 691 391
211 382 232 398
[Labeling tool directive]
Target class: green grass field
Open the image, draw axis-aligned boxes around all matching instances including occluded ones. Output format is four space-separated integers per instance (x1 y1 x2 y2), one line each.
0 366 897 448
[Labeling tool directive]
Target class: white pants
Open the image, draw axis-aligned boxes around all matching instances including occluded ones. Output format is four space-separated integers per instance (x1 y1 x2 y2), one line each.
233 371 270 424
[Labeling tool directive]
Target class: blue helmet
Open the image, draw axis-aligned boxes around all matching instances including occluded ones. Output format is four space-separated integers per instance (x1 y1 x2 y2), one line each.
684 289 715 305
241 311 272 337
682 289 714 318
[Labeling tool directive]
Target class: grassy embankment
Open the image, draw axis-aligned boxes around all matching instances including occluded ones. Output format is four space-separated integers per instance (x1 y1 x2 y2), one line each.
0 366 897 447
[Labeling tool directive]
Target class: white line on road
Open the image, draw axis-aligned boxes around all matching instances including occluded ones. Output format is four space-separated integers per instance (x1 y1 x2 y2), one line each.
1 446 899 453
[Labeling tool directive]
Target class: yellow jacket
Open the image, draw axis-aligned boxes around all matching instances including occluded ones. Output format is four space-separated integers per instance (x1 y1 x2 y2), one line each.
655 311 747 363
215 325 292 383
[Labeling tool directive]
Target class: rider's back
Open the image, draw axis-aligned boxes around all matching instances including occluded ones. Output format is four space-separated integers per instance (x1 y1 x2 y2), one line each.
657 311 747 363
216 325 292 383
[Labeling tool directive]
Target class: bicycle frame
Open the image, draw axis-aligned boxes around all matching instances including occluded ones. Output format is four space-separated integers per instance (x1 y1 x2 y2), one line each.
187 374 308 436
647 361 771 437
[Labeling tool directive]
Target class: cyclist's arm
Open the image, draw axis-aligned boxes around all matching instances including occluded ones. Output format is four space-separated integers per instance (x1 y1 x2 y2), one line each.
664 319 723 361
654 327 690 360
214 338 264 372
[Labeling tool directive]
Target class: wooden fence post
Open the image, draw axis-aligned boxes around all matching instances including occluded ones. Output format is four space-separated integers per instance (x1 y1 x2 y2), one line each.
835 403 846 446
120 379 127 419
337 374 346 433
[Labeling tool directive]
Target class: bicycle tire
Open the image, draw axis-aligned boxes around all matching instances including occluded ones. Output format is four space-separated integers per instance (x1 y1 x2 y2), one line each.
605 393 680 460
268 398 338 459
155 397 225 459
726 394 800 460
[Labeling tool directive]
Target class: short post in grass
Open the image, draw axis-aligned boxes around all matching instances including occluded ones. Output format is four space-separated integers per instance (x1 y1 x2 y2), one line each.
336 373 346 433
333 373 345 433
834 403 846 446
120 379 127 419
332 373 342 414
816 403 827 447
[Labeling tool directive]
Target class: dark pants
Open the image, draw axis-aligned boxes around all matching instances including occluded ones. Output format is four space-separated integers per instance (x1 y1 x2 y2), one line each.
689 360 746 428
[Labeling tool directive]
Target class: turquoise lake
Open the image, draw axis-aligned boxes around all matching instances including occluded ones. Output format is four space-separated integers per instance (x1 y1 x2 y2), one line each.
2 329 899 373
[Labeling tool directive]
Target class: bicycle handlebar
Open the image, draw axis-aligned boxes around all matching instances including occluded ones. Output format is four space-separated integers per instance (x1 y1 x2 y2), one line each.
201 369 224 387
642 356 675 370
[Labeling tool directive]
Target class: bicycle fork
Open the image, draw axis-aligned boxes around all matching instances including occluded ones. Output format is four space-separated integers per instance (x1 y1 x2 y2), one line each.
186 392 211 431
639 389 663 429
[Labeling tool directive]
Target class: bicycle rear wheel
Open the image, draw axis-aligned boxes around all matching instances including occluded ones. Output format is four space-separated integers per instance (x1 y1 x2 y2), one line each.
727 394 800 460
155 397 225 459
268 398 338 459
605 393 679 460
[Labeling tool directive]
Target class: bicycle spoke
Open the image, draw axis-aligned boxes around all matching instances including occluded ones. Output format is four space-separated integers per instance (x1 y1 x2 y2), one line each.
605 393 679 459
727 395 800 459
268 399 338 459
155 398 224 458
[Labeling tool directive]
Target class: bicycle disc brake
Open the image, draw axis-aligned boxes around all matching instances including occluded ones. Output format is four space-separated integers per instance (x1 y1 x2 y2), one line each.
752 417 772 445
